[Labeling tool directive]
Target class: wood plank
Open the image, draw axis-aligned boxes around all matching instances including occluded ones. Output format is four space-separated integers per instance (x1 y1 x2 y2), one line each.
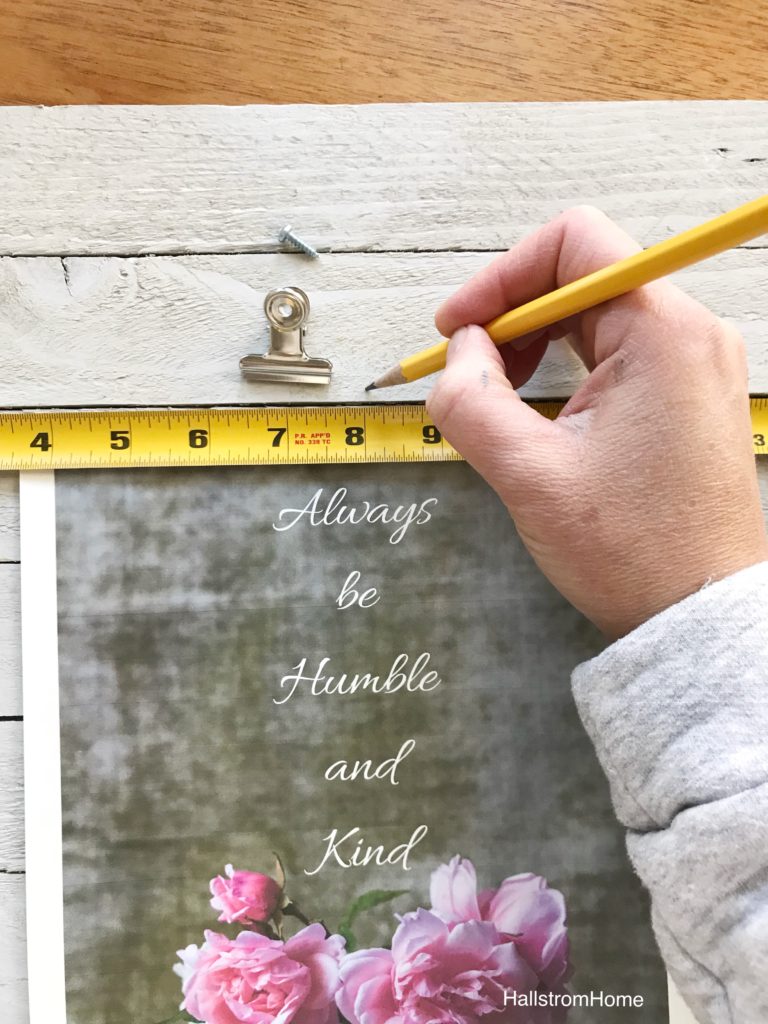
0 104 766 256
1 247 767 407
0 874 26 1019
0 474 19 562
2 0 768 106
0 722 23 870
0 565 21 718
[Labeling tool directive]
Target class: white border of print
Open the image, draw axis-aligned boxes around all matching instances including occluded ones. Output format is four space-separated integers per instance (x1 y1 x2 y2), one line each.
18 470 695 1024
20 471 67 1023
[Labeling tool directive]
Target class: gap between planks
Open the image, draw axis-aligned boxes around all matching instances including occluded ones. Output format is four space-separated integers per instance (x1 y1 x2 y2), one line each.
6 243 768 259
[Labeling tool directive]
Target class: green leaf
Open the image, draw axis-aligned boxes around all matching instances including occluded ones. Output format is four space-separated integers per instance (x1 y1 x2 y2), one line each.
339 888 409 948
153 1011 199 1024
339 924 357 953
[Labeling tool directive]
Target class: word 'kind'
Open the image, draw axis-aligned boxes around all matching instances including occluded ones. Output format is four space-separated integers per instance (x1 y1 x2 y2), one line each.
304 825 428 876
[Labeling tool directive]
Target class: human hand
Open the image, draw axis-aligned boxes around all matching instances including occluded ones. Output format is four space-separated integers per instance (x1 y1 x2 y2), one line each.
427 206 768 639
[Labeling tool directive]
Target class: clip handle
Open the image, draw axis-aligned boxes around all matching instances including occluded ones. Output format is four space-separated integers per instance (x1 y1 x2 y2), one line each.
264 287 310 360
240 286 332 385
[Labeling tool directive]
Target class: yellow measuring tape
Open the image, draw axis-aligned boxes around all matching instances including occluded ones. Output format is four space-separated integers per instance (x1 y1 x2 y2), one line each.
0 401 766 469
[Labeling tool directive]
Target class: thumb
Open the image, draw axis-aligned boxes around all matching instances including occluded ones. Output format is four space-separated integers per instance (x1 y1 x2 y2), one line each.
426 325 564 497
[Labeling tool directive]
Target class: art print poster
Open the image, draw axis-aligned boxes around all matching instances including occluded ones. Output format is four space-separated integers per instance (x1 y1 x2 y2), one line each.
21 463 669 1024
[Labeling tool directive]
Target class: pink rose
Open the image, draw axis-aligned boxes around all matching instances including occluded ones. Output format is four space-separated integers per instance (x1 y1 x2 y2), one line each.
175 923 344 1024
337 857 571 1024
430 857 571 989
210 864 283 924
337 907 538 1024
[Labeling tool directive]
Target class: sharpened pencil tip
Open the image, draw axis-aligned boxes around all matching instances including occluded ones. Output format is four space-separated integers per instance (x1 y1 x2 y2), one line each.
365 365 406 390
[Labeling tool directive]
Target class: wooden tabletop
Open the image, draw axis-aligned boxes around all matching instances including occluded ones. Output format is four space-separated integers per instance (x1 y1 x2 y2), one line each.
1 0 767 104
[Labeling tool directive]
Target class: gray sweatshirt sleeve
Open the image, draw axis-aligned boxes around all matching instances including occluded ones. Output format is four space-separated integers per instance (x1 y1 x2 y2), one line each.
571 561 768 1024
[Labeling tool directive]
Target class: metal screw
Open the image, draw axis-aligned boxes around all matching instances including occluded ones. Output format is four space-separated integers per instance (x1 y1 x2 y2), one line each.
278 224 319 259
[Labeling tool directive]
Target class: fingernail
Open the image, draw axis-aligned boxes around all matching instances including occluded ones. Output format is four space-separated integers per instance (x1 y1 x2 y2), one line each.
448 326 469 355
516 329 548 351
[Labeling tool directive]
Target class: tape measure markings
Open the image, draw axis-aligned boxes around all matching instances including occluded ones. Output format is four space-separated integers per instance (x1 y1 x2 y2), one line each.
0 400 764 470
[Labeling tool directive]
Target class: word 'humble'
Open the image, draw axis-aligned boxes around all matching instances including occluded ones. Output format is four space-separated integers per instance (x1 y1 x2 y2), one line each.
273 652 441 705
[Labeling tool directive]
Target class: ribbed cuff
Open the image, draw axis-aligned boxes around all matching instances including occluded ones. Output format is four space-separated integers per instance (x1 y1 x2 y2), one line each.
571 561 768 830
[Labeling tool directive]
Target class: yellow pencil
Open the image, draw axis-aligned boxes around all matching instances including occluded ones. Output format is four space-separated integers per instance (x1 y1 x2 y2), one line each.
365 194 768 391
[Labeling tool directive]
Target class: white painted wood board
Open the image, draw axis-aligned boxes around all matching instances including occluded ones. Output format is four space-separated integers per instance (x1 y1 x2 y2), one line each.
0 101 767 1024
0 474 20 562
0 248 767 405
0 875 26 1019
0 103 767 257
0 722 23 870
0 564 21 716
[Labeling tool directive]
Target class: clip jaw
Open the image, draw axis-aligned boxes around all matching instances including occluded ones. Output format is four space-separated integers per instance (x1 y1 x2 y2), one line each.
240 287 332 385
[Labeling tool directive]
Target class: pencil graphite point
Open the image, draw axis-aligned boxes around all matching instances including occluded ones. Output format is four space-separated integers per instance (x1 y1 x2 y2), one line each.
366 365 408 391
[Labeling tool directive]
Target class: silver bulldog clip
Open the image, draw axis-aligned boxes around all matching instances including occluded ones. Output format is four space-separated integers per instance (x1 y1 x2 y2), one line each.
240 287 332 385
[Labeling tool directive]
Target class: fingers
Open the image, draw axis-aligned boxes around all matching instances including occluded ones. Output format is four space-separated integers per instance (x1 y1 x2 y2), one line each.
426 324 561 493
498 330 551 390
435 206 643 339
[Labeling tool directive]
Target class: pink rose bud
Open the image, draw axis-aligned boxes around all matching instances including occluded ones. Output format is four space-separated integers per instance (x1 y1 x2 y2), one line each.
209 864 283 925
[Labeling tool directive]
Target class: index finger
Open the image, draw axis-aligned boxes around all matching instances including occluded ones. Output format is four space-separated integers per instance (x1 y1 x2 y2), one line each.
435 205 642 339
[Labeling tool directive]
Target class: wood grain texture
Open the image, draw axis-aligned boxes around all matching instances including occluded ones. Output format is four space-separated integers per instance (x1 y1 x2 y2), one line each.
0 103 767 257
0 565 21 718
0 722 23 870
0 475 20 562
0 0 767 105
0 875 26 1021
1 248 767 406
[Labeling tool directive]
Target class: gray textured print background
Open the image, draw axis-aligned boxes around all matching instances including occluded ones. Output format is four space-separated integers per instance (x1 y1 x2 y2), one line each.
55 464 666 1023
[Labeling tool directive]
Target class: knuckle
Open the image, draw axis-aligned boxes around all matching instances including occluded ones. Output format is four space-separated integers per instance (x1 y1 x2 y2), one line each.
702 315 746 360
559 204 612 234
718 319 747 357
712 319 749 381
673 311 748 381
426 369 474 432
